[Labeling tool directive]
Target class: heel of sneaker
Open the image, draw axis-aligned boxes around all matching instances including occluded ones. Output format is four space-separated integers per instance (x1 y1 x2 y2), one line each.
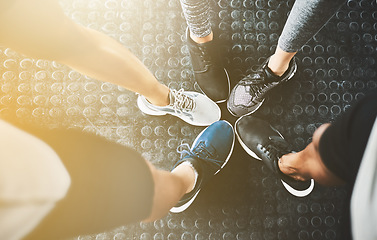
194 82 205 95
283 58 298 82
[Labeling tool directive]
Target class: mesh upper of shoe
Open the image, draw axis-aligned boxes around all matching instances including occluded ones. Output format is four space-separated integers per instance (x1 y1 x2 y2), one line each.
233 72 277 107
175 142 222 173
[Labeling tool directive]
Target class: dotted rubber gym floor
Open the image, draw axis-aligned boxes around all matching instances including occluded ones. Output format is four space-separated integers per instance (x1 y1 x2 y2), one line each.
1 0 376 239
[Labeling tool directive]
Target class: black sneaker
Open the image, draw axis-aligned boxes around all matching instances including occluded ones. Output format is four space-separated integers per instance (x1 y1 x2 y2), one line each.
186 28 230 103
235 115 314 197
170 120 235 213
227 57 297 117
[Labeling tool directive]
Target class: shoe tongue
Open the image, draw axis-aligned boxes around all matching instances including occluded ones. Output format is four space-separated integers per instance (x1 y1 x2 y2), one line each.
169 90 194 110
168 90 175 105
197 39 213 48
194 141 216 158
269 136 292 155
260 136 292 174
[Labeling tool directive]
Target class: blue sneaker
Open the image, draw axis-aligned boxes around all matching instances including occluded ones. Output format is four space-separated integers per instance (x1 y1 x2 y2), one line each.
170 120 235 213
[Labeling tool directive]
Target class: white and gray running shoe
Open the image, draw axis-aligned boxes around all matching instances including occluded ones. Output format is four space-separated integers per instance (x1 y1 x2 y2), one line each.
137 89 221 126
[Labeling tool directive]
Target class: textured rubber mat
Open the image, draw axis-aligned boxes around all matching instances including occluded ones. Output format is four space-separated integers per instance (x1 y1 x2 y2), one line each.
1 0 376 239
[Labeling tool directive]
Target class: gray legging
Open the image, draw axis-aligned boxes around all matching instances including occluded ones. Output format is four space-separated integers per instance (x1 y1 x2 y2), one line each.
180 0 345 52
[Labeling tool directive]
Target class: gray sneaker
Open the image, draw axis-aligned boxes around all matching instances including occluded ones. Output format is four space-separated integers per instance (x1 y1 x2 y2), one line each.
227 57 297 117
137 89 221 126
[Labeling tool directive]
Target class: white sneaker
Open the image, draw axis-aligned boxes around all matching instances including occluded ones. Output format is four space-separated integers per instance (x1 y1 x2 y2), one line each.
137 89 221 126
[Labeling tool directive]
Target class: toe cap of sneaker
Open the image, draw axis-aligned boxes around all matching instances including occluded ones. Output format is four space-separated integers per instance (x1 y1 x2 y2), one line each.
189 92 221 126
195 68 230 103
235 115 282 154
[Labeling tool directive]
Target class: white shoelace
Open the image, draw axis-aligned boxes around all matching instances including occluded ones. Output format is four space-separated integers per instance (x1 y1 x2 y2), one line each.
169 89 195 113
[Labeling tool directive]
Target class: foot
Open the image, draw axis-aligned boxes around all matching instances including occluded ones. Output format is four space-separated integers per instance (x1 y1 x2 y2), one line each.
137 89 221 126
186 28 230 103
235 115 314 197
227 57 297 117
170 120 235 213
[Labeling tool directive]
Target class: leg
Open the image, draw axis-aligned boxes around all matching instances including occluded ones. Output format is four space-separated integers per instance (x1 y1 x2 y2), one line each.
179 0 230 103
19 126 156 240
236 88 377 187
0 0 169 107
0 0 220 126
20 121 233 238
180 0 212 42
143 162 196 221
227 0 345 117
270 0 346 75
0 120 70 240
278 123 345 186
147 120 235 218
236 90 377 236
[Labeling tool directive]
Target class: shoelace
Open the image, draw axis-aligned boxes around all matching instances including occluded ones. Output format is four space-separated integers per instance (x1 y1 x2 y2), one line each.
197 45 213 66
240 73 275 99
176 142 222 167
257 136 292 162
170 89 195 113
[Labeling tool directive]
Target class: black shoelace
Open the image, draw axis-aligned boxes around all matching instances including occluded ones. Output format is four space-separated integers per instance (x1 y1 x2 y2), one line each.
257 136 292 172
240 70 279 99
196 45 214 67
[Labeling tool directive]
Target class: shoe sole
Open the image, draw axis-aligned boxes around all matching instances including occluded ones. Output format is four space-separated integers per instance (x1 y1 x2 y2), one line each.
227 59 297 117
194 68 231 104
281 178 315 198
227 98 265 118
170 120 235 213
170 188 202 213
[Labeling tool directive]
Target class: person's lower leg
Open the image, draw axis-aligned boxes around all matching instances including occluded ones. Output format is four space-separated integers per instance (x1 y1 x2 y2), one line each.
0 0 170 107
180 0 212 43
278 0 345 52
271 0 345 76
143 162 196 221
267 46 297 76
53 26 171 107
191 31 213 44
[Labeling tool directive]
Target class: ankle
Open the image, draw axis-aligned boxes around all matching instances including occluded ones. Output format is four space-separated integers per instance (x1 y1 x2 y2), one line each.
190 31 213 44
145 87 170 106
172 161 198 193
267 47 296 76
267 54 291 77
